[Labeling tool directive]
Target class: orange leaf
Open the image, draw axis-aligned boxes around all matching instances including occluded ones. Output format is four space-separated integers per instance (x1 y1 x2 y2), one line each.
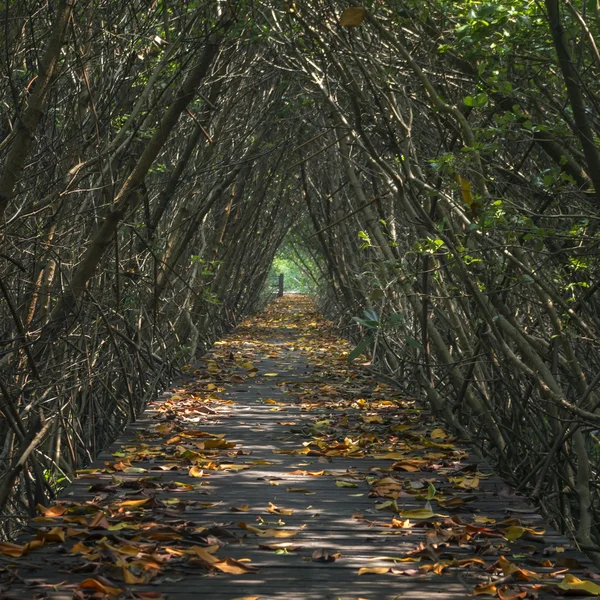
36 504 68 517
79 578 122 596
0 542 27 557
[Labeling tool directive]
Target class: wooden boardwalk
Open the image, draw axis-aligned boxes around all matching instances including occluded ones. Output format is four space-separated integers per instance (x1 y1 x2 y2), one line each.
1 296 597 599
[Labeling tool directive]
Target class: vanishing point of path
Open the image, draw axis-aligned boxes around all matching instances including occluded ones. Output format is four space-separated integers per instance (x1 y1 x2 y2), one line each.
1 296 598 599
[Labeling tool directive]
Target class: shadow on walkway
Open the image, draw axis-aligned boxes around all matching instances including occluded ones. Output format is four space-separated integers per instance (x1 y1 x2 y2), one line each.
0 296 596 599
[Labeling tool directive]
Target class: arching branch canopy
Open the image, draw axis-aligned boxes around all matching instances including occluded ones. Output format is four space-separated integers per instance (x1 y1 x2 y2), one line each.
1 0 600 557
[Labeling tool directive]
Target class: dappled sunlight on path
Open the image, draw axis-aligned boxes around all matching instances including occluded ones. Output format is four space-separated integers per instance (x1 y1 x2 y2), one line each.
0 295 597 599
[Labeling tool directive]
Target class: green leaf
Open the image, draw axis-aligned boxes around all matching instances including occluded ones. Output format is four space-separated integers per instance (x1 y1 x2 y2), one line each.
348 336 372 362
426 483 437 500
406 336 423 350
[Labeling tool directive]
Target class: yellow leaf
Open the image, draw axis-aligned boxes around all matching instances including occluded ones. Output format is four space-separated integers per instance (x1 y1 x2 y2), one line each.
473 583 497 596
340 7 366 26
430 428 447 439
558 573 600 595
456 174 473 206
504 525 545 540
475 515 496 525
188 466 205 478
263 373 279 377
358 566 390 575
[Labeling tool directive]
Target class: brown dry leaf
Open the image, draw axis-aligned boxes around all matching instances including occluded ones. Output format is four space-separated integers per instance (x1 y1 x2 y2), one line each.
266 502 293 516
123 567 146 584
231 504 250 512
497 587 527 600
188 466 205 478
285 487 315 494
188 546 220 567
259 542 303 551
71 542 94 554
555 556 585 569
312 549 341 563
340 6 365 26
204 439 236 449
392 460 427 472
89 512 111 529
36 527 66 543
79 578 122 596
213 557 260 574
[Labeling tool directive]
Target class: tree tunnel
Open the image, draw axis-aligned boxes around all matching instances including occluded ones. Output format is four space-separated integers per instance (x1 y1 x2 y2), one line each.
1 0 600 557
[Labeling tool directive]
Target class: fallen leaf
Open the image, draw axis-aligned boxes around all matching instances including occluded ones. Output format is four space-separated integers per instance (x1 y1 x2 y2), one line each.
36 504 68 517
214 557 260 574
336 480 358 488
558 573 600 595
238 522 299 538
259 542 304 551
285 487 315 494
473 583 497 596
79 578 122 596
358 567 390 575
36 527 66 543
312 549 341 563
266 502 293 516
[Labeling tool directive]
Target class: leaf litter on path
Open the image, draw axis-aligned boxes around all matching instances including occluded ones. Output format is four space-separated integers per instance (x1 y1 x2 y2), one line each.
1 295 597 599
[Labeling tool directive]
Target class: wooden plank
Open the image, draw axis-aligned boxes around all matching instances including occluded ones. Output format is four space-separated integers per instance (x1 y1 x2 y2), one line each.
0 297 596 599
